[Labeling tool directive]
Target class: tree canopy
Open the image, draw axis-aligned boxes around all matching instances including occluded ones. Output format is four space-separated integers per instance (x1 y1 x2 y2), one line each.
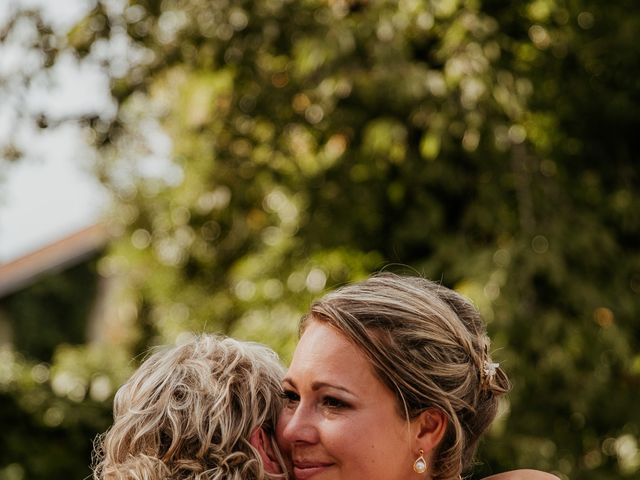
0 0 638 479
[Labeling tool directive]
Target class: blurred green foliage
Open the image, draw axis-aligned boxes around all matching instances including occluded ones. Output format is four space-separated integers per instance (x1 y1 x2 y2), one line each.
3 262 99 361
1 0 639 479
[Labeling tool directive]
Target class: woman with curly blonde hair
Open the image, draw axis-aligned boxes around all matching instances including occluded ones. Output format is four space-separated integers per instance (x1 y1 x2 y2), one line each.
92 335 289 480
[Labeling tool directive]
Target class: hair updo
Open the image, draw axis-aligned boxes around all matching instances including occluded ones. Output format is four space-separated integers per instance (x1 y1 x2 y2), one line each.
301 273 510 480
92 335 286 480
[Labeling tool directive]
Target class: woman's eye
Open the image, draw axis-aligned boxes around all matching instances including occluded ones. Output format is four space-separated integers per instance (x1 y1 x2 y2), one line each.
322 396 348 409
281 389 300 404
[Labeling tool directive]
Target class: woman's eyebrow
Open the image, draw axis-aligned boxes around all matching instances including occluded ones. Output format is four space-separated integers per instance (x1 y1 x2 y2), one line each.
310 381 355 395
282 377 296 388
282 378 355 396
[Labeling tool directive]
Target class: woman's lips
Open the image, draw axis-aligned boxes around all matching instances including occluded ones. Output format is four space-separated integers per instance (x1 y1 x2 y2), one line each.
292 461 334 479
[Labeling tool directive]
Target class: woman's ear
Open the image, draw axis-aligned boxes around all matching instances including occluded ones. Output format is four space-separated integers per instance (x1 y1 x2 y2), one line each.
249 427 283 475
414 408 448 453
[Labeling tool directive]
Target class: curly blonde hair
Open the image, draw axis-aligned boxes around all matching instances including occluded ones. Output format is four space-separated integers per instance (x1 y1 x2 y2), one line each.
303 273 511 480
92 335 287 480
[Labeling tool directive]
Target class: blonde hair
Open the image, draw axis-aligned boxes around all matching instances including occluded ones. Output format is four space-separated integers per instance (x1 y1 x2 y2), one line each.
92 335 287 480
302 273 510 480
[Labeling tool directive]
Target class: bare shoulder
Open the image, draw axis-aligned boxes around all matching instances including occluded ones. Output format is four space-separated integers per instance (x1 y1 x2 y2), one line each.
482 470 560 480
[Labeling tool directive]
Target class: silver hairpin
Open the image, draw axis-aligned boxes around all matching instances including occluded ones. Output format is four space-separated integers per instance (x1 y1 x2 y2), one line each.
483 361 500 382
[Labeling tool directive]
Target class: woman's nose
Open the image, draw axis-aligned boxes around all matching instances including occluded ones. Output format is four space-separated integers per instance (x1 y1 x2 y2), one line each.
279 402 319 445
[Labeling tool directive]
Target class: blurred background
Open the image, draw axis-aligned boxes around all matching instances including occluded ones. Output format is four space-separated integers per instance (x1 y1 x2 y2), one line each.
0 0 638 479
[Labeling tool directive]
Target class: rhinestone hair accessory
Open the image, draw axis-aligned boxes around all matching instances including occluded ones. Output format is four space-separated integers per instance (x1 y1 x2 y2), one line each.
480 360 500 390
